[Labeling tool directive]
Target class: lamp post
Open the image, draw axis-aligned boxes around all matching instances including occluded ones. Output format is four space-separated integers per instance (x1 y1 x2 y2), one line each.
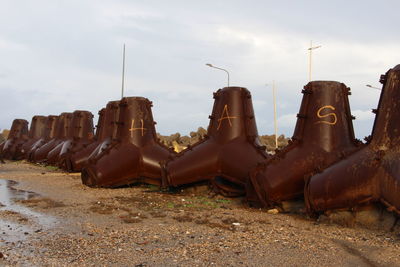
308 41 321 82
366 84 381 90
266 82 278 149
121 43 126 98
206 63 230 87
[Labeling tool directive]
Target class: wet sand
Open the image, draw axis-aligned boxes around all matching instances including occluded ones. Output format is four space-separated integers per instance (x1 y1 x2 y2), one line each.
0 161 399 266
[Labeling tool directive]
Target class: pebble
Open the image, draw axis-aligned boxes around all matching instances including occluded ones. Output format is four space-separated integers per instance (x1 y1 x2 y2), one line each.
267 209 279 214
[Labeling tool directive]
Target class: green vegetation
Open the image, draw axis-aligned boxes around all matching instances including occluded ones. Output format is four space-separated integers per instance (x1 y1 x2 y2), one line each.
45 165 59 171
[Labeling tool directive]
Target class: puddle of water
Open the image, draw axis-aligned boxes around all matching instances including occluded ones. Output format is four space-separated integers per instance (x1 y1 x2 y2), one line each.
0 221 32 243
0 180 38 206
0 179 58 243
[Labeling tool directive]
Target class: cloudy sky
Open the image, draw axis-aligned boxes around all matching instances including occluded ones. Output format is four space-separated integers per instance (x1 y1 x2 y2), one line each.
0 0 399 138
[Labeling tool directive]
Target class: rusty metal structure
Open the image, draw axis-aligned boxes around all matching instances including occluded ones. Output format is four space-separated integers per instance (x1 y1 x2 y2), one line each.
305 65 400 216
247 81 361 208
1 119 29 160
60 108 105 172
85 101 121 166
27 115 59 161
68 101 120 172
163 87 268 196
0 141 4 163
56 110 95 170
30 112 73 163
81 97 175 187
19 116 48 159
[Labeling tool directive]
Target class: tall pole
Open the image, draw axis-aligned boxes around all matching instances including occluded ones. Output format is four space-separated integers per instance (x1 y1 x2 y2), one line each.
366 84 381 90
206 63 230 87
272 80 278 149
308 40 312 82
121 44 126 99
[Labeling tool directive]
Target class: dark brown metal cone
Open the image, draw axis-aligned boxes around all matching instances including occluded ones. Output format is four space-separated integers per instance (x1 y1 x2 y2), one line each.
165 87 268 196
46 111 78 165
66 107 105 172
19 116 48 159
81 97 174 187
2 119 29 160
248 81 360 208
0 142 4 163
305 65 400 215
57 111 95 171
31 112 72 163
27 115 58 161
70 100 121 172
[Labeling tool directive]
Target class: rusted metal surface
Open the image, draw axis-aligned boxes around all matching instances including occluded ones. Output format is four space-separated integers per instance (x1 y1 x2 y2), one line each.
69 101 120 172
81 97 174 187
19 116 48 159
27 115 58 161
86 100 121 165
1 119 29 160
163 87 268 196
305 65 400 216
31 112 73 163
0 142 5 163
247 81 361 208
63 107 106 172
56 110 95 170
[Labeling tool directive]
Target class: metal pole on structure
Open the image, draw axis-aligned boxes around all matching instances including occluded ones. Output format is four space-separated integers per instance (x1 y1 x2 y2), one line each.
366 84 381 90
121 44 126 98
308 41 312 81
206 63 230 87
308 40 321 82
272 80 278 149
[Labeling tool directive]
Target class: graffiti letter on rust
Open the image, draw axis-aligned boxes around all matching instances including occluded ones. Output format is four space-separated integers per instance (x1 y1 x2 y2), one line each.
129 119 146 137
217 104 237 130
315 105 337 125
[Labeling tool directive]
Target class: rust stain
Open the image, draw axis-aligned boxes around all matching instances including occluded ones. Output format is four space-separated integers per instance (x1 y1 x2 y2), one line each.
306 64 400 217
164 87 268 196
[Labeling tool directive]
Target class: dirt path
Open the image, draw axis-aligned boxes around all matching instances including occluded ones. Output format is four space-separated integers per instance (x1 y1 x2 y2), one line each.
0 161 399 266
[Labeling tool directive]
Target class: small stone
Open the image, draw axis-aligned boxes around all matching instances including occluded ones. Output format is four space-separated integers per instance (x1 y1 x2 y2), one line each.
267 209 279 214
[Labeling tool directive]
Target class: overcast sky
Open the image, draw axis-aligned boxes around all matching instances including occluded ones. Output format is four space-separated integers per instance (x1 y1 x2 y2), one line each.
0 0 399 138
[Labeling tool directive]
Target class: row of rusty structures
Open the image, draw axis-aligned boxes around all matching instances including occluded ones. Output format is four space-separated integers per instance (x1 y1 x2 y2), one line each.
1 65 399 220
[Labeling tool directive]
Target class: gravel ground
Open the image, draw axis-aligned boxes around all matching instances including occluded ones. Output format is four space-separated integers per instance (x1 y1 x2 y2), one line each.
0 161 399 267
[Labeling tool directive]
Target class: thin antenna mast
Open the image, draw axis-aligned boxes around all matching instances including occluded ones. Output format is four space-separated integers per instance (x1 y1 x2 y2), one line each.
272 80 278 149
121 44 126 98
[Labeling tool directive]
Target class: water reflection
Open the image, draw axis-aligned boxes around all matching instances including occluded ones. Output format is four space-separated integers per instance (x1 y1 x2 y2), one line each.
0 179 57 243
0 179 38 206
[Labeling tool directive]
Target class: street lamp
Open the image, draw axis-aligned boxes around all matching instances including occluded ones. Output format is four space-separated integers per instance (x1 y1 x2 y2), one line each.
206 63 230 87
121 43 126 98
366 84 381 90
266 82 278 149
308 40 321 82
